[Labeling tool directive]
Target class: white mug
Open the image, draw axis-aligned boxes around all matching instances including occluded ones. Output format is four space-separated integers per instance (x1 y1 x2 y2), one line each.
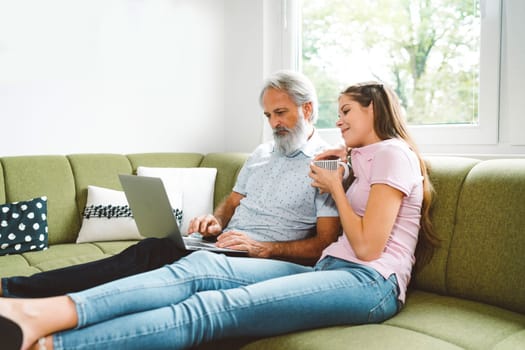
313 159 346 171
313 159 350 179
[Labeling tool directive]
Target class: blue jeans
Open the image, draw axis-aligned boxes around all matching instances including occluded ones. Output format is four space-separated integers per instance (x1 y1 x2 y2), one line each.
54 251 400 350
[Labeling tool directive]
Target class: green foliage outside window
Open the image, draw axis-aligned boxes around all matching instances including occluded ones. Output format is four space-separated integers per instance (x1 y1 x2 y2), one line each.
302 0 480 129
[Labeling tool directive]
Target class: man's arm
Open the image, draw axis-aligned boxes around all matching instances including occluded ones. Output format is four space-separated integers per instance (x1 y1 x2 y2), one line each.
187 192 244 236
216 216 340 265
212 191 244 229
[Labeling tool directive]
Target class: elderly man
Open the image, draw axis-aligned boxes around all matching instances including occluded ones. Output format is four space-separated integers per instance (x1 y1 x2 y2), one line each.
0 70 340 298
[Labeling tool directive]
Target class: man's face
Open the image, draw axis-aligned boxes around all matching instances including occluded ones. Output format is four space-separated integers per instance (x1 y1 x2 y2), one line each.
262 88 302 132
262 88 311 155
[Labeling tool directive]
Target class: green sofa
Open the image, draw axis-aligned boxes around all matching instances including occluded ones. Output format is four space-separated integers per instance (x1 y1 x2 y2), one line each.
1 153 524 349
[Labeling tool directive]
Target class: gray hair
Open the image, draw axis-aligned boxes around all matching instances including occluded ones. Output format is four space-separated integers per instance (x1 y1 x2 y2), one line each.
259 70 319 124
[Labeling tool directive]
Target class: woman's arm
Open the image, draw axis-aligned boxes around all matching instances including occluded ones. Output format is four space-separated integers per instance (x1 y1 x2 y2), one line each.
310 164 404 261
330 183 403 261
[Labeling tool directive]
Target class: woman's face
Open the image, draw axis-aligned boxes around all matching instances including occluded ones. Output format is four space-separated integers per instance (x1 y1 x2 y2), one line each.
336 94 379 148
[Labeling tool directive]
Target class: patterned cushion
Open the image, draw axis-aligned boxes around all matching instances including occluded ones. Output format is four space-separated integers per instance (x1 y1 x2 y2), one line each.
76 186 143 243
76 186 183 243
0 196 48 256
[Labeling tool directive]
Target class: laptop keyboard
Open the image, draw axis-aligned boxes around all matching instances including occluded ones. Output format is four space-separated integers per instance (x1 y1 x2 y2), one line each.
184 237 216 248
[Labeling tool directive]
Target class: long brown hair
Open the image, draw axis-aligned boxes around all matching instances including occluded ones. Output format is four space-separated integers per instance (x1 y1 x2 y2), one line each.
341 82 440 270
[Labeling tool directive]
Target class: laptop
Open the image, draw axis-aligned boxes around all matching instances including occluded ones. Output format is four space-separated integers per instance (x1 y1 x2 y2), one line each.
119 174 246 254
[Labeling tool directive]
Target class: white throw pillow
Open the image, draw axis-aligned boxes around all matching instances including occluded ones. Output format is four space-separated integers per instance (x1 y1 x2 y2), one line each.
137 167 217 234
76 186 183 243
76 186 141 243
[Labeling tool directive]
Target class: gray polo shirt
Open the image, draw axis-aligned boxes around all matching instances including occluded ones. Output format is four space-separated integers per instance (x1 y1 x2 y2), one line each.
225 131 339 242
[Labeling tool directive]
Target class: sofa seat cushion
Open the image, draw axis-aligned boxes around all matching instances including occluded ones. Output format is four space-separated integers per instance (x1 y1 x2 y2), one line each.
492 330 525 349
239 324 463 350
0 241 138 277
384 290 525 349
207 290 525 350
0 254 42 277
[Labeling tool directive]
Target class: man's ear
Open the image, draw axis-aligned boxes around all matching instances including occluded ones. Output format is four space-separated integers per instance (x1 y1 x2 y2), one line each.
302 101 313 121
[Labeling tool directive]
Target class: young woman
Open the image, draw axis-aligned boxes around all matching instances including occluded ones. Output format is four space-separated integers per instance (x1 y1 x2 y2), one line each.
0 82 438 350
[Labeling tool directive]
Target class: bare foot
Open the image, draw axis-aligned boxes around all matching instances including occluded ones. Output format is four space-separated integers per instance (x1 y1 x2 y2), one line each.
1 295 77 350
0 298 44 350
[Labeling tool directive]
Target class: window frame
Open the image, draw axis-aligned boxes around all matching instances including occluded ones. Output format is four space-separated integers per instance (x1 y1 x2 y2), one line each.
285 0 502 150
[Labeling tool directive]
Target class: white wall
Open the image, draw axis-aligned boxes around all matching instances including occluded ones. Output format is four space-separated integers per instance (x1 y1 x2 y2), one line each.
223 0 264 153
222 0 302 152
1 0 524 156
0 0 226 156
502 0 525 147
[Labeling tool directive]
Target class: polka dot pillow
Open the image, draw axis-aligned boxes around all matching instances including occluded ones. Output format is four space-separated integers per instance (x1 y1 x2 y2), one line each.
0 196 48 256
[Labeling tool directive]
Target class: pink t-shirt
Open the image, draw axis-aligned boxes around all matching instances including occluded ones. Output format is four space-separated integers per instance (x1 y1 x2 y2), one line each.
320 138 423 303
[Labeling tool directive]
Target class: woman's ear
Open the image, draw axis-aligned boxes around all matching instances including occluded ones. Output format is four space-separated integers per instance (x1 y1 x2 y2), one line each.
367 101 374 118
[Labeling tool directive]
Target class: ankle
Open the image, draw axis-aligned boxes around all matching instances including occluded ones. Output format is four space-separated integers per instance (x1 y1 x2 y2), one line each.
37 336 53 350
29 337 53 350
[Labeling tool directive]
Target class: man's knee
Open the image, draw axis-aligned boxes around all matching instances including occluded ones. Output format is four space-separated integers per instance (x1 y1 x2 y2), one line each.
122 238 186 268
133 238 176 256
135 237 168 250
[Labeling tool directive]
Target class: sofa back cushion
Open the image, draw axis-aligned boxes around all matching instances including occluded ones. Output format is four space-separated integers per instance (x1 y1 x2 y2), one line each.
68 154 134 221
412 157 479 293
414 157 525 314
128 152 248 212
1 156 80 245
0 161 5 204
0 153 248 247
127 153 204 170
446 159 525 314
200 153 249 208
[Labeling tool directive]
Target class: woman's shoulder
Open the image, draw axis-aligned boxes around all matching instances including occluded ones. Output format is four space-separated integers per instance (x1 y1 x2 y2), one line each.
374 139 416 163
370 139 422 193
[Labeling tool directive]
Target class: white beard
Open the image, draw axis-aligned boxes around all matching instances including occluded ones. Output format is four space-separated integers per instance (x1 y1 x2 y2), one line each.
273 112 309 156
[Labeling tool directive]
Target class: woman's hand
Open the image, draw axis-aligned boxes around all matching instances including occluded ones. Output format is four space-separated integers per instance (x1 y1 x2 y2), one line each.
309 162 345 195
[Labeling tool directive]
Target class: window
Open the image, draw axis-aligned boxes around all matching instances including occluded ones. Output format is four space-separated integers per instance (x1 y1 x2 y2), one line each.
297 0 501 147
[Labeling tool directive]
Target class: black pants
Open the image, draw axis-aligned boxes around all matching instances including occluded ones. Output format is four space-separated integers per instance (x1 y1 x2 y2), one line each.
2 238 191 298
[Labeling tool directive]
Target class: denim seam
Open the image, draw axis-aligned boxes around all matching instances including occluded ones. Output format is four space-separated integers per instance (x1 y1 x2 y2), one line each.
367 283 398 322
195 269 396 327
178 283 353 332
170 272 376 329
63 282 357 350
72 274 254 328
53 334 64 350
57 327 169 349
65 272 391 348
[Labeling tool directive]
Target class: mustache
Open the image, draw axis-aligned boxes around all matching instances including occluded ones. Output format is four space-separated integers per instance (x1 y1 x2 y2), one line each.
273 126 292 136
